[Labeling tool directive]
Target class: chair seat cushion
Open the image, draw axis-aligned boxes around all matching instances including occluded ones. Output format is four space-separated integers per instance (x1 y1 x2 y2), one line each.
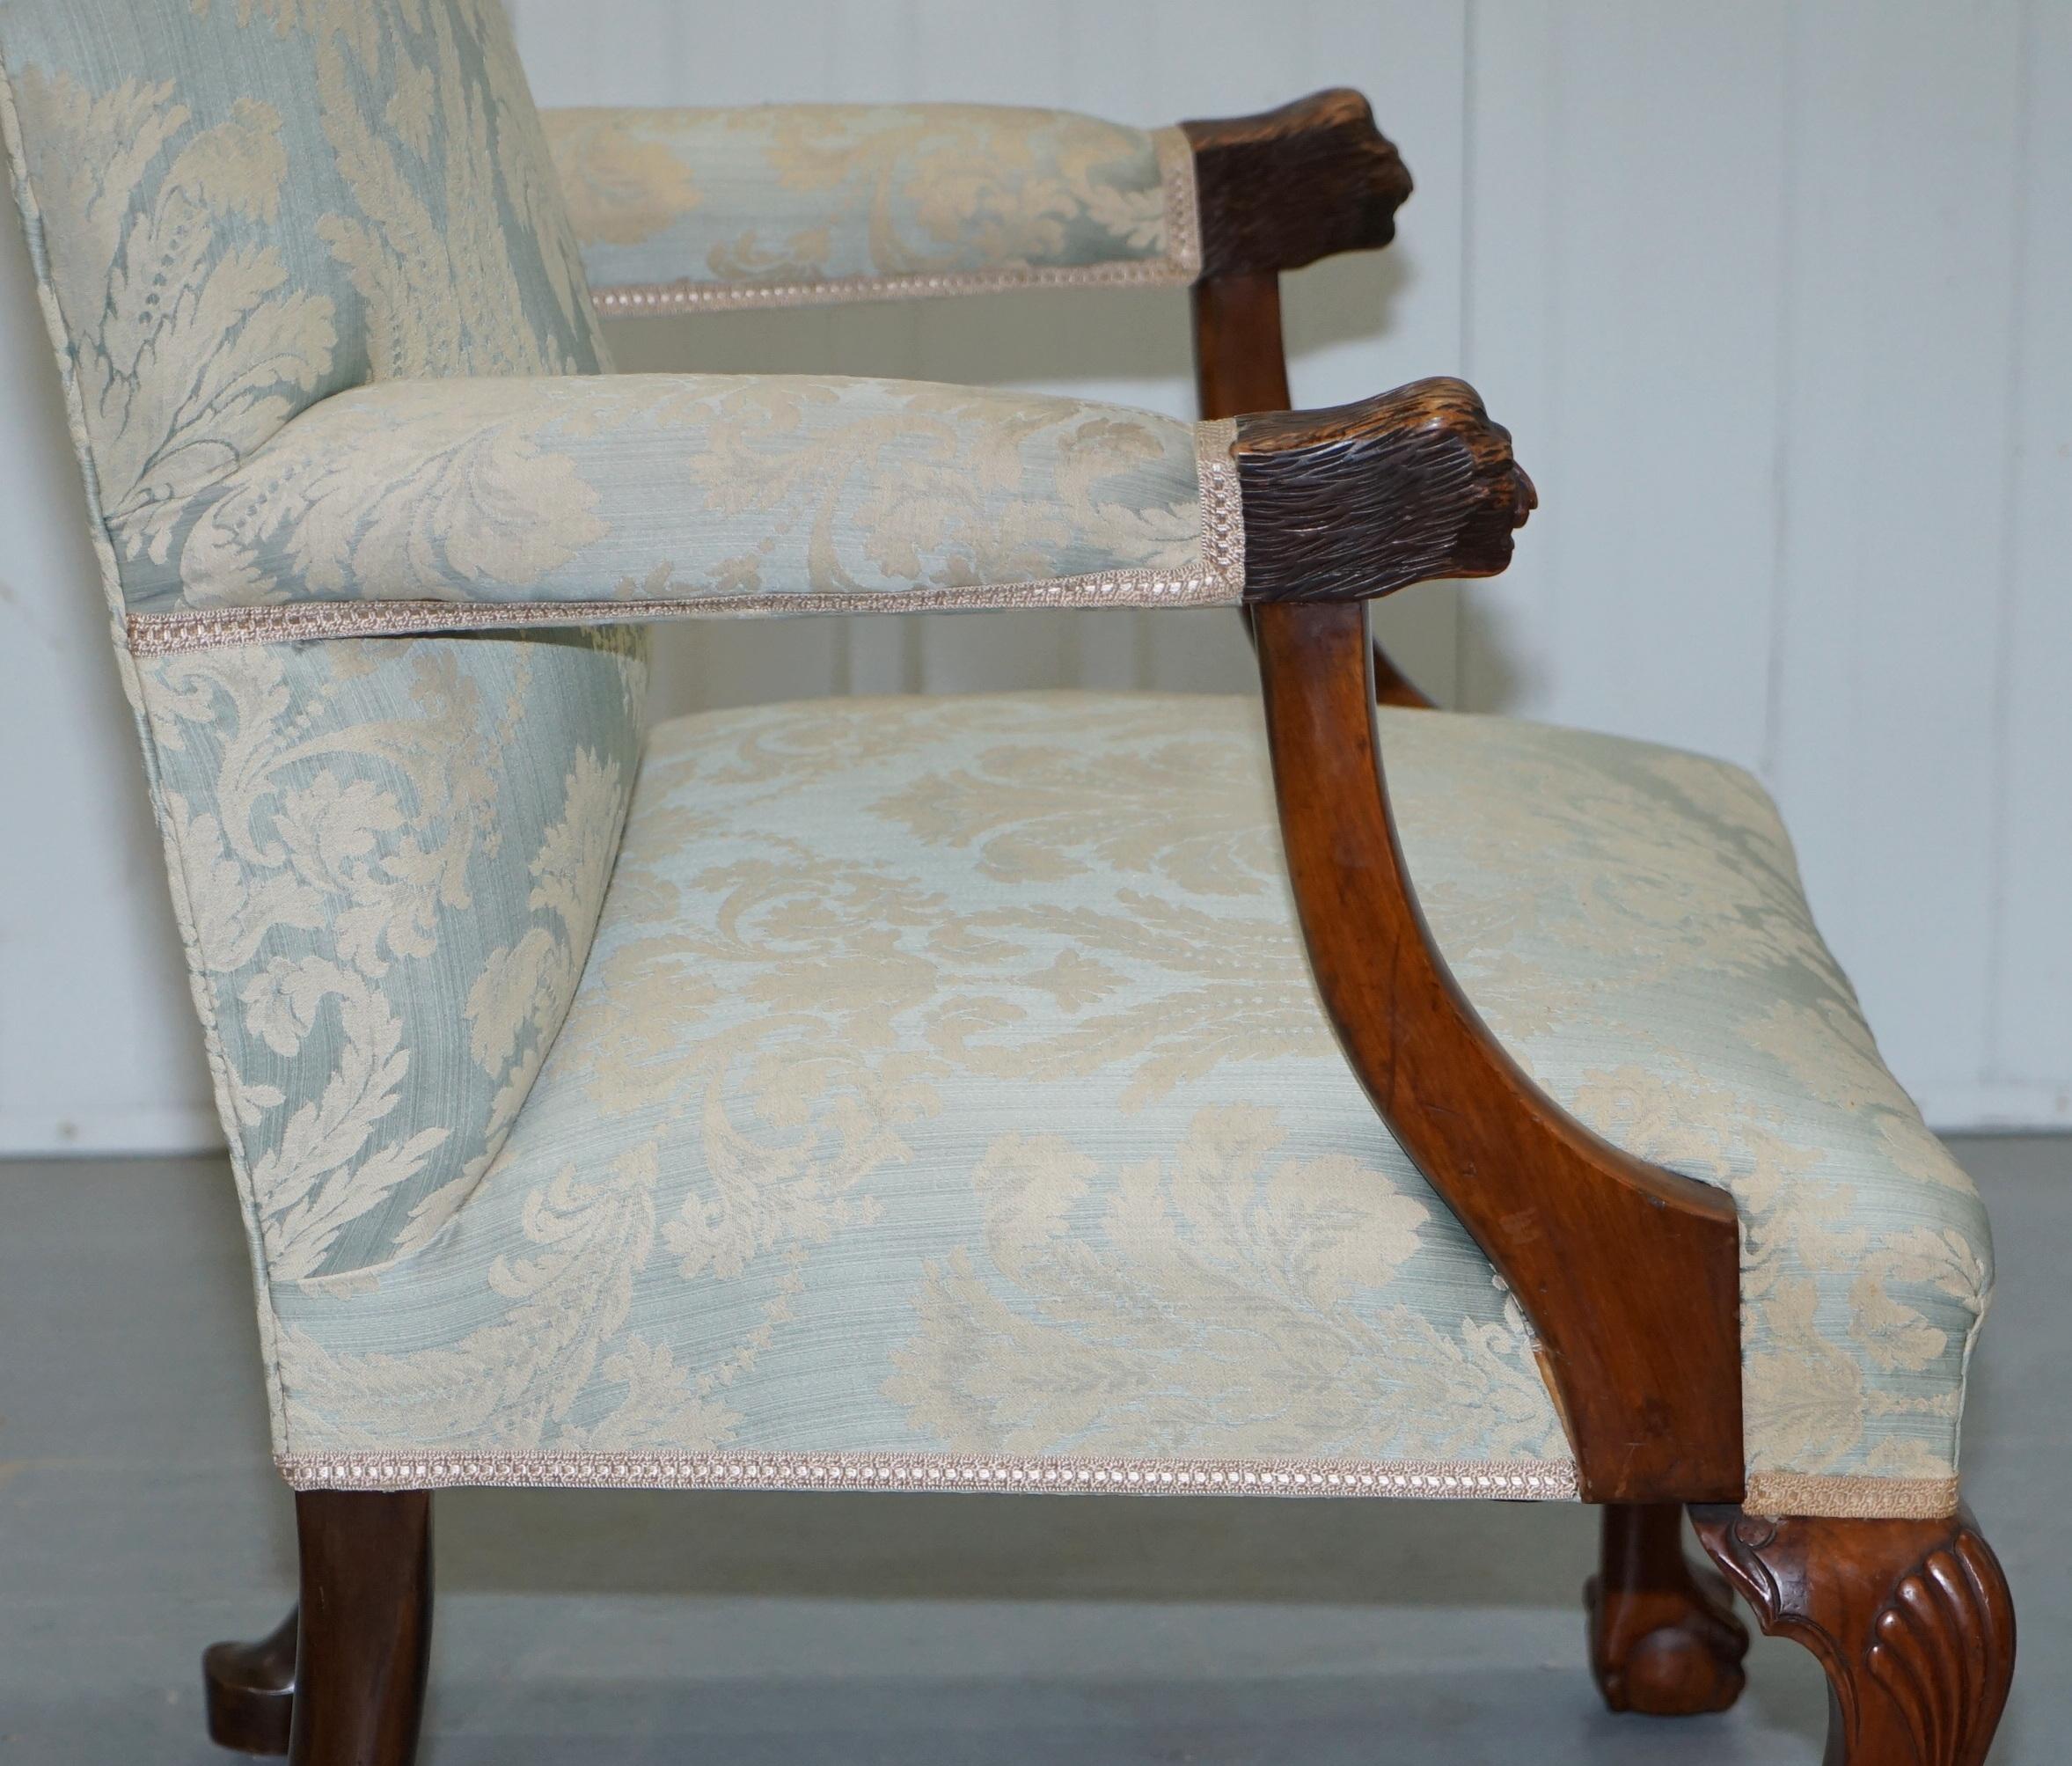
272 692 1988 1517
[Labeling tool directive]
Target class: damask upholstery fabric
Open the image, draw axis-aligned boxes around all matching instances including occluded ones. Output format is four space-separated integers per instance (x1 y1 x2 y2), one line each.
542 104 1199 311
1 7 1241 648
0 0 1989 1525
0 0 655 1345
112 373 1239 637
134 633 648 1298
267 692 1988 1519
0 0 610 605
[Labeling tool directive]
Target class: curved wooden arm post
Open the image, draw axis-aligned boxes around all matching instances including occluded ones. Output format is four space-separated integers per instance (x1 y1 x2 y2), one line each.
1240 387 1744 1502
1182 89 1431 707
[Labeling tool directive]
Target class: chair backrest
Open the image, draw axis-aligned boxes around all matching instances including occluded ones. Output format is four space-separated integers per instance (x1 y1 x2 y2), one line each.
0 1 643 1292
0 0 608 558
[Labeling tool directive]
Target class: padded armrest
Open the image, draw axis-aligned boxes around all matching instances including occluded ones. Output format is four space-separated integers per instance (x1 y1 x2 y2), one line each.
116 372 1243 651
545 92 1408 315
116 371 1530 656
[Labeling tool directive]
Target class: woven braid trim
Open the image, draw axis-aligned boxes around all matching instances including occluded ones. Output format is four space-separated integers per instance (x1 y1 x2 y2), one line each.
280 1448 1581 1499
1742 1472 1961 1521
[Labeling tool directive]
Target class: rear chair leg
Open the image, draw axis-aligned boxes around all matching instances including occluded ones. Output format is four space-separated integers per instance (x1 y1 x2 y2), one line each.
202 1490 432 1764
1692 1503 2015 1765
1586 1501 1749 1714
204 1607 298 1754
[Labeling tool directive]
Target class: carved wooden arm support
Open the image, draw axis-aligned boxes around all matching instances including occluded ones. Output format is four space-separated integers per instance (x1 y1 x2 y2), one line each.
1181 89 1413 277
1240 390 1744 1503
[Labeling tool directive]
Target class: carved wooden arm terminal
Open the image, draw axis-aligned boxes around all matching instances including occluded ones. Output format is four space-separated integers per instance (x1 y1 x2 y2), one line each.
1181 88 1415 278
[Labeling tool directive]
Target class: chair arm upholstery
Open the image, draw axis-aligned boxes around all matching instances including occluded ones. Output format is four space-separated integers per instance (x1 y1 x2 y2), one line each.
543 91 1409 315
118 370 1529 656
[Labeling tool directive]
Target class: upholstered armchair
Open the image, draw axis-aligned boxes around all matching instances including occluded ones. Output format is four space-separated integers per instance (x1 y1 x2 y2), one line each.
0 4 2012 1762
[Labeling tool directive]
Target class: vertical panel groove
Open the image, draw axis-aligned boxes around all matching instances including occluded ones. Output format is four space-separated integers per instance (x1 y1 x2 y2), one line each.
1982 0 2036 1084
1758 4 1800 784
1451 0 1477 710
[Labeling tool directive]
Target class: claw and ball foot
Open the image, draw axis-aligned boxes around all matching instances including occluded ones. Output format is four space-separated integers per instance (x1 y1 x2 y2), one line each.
1586 1503 1749 1715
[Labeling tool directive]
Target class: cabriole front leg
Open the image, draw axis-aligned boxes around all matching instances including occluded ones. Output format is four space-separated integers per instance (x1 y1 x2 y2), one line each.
1691 1505 2015 1765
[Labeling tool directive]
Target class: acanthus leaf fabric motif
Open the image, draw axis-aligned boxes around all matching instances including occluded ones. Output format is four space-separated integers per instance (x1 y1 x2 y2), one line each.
1 0 609 627
265 695 1987 1512
137 632 647 1287
542 103 1197 306
110 373 1222 622
2 0 1235 645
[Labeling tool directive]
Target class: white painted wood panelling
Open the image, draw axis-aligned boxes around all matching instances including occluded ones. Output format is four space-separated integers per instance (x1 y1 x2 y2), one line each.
1461 0 2065 1125
0 1 2063 1150
1765 2 2026 1117
1995 0 2072 1124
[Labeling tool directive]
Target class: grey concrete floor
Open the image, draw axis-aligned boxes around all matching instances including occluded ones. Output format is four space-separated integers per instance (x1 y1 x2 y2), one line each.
1 1135 2062 1764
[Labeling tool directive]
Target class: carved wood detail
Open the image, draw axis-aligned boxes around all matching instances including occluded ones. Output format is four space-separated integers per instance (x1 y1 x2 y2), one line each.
1232 378 1536 604
1177 81 1426 706
1586 1503 1749 1715
1190 273 1435 703
1180 89 1413 279
1691 1505 2016 1765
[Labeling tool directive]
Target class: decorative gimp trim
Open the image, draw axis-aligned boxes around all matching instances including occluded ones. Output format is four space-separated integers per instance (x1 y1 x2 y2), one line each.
1742 1471 1960 1521
280 1447 1582 1499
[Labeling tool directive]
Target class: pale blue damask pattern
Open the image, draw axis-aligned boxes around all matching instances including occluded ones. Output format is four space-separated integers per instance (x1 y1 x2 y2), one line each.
113 373 1226 621
268 695 1989 1509
2 4 1233 635
542 104 1195 305
1 0 1991 1521
0 0 609 594
135 633 648 1287
0 0 651 1308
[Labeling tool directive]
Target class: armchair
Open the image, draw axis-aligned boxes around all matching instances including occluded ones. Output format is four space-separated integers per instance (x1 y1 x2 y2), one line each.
0 5 2010 1766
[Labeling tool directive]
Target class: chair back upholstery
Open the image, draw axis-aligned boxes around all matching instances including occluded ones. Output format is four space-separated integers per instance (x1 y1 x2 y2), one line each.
0 0 608 577
0 1 645 1301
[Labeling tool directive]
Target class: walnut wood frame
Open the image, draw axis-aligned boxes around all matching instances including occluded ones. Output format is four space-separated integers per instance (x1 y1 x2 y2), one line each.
1197 292 1744 1506
1181 88 1433 707
1186 158 2014 1758
1691 1505 2015 1766
205 1491 430 1765
1180 88 1414 281
194 87 2012 1766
